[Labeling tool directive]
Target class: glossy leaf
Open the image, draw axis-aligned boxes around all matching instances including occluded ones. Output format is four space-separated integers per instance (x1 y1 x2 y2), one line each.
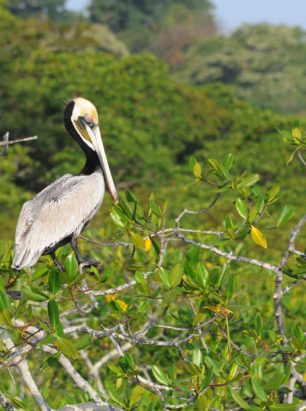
48 299 61 335
48 268 60 294
277 205 294 226
152 365 171 385
159 267 171 289
193 161 202 178
251 376 268 402
251 226 267 249
255 313 263 336
230 387 249 409
56 336 78 358
223 153 234 170
236 198 248 220
125 189 137 203
130 232 145 250
237 174 260 189
200 366 213 390
64 254 78 280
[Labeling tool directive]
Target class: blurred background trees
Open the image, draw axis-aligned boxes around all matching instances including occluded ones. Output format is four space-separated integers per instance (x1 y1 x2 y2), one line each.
8 0 66 19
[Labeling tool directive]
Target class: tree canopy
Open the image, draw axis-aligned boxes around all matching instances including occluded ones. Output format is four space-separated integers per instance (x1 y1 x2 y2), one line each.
176 24 306 113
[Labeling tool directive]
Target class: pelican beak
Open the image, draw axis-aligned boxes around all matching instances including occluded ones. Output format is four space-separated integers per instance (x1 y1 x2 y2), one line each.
83 122 118 202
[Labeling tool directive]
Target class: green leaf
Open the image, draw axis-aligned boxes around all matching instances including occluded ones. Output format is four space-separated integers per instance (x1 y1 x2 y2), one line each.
192 348 203 367
0 289 11 323
108 365 123 376
237 174 260 189
184 262 208 291
149 193 162 216
277 205 294 226
64 254 78 280
48 268 60 294
38 335 57 347
292 323 304 349
207 158 221 173
200 366 213 390
75 335 92 350
248 204 258 223
270 405 297 411
23 286 48 302
159 267 171 289
236 198 248 220
118 199 133 219
251 375 268 402
48 300 63 336
130 232 145 250
226 272 235 301
56 336 78 358
224 215 235 229
223 153 234 170
251 226 267 249
125 190 137 203
293 323 304 343
129 385 145 407
220 164 231 180
110 210 125 227
0 289 11 312
151 237 160 255
188 155 197 173
228 363 239 380
255 313 263 336
134 271 149 295
105 382 125 407
291 127 302 143
151 365 171 385
196 394 209 410
268 184 280 203
193 162 202 179
170 264 183 287
229 387 249 409
286 151 296 165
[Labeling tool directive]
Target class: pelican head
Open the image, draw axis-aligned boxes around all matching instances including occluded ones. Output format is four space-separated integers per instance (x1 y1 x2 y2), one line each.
64 97 118 202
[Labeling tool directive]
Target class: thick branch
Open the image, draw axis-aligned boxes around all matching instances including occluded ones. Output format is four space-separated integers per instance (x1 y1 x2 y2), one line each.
1 330 50 411
0 390 15 411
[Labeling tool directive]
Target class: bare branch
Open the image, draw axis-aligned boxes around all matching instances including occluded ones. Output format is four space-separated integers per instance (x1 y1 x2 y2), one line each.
58 403 122 411
0 390 15 411
1 330 51 411
0 135 38 147
297 150 306 166
280 214 306 270
175 232 279 273
175 194 220 229
0 132 38 156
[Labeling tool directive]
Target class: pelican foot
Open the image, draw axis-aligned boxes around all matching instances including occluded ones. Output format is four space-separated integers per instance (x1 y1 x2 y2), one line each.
79 258 100 274
79 258 99 268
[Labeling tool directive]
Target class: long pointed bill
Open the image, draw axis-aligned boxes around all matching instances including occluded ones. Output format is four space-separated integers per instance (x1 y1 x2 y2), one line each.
84 124 118 202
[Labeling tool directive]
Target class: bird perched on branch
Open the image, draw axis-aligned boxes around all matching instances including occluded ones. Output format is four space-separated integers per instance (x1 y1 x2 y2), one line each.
12 97 117 271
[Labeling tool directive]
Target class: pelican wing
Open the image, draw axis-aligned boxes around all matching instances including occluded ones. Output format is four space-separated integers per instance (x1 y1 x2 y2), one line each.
12 172 104 269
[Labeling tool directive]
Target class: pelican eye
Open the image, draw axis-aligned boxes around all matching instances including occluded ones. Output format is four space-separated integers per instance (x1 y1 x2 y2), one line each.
79 115 96 129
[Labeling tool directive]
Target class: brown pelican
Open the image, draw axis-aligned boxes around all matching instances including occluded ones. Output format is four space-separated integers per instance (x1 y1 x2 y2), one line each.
12 97 117 270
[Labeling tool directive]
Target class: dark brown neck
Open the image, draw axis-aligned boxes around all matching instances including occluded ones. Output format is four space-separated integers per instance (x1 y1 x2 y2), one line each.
63 101 100 175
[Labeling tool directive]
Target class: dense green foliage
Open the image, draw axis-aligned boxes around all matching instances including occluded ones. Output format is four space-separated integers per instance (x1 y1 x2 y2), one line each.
0 2 305 411
176 24 306 114
8 0 65 19
88 0 217 66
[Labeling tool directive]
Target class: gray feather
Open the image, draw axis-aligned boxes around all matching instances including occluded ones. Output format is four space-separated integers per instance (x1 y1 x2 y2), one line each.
12 171 105 269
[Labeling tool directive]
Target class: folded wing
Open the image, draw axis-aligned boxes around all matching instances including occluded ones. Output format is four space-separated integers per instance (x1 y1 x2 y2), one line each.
12 172 104 269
